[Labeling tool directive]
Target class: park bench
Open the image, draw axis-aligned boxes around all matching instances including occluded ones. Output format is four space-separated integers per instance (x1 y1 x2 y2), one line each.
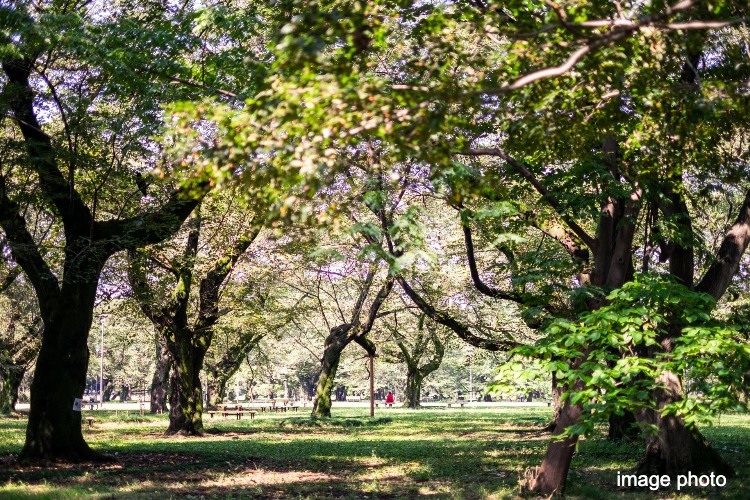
446 401 465 408
375 401 394 407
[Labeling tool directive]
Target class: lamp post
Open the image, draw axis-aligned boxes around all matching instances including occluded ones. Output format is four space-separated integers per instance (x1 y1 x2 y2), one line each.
468 347 474 403
99 315 106 408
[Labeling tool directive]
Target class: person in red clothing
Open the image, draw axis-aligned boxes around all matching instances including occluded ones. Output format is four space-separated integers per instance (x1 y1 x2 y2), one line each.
385 391 395 404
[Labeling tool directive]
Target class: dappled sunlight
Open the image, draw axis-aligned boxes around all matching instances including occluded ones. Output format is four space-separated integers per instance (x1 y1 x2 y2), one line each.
1 408 748 498
197 469 337 488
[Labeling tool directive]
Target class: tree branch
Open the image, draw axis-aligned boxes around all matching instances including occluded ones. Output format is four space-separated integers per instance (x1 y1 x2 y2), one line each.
196 224 261 332
462 220 526 303
464 0 713 97
460 148 596 249
397 276 517 351
2 57 93 231
696 189 750 299
95 182 209 250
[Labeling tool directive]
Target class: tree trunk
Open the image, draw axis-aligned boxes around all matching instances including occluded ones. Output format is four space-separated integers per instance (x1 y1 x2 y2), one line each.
0 366 24 415
312 336 345 418
20 280 110 462
7 367 23 414
207 374 231 408
334 385 347 401
205 378 217 409
608 410 638 441
150 338 171 413
523 398 582 495
165 327 206 435
637 370 734 477
103 381 113 402
403 370 423 408
118 384 129 402
0 368 13 415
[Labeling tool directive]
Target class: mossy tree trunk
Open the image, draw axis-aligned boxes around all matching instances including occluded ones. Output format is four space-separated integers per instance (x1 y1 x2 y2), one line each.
312 329 348 418
403 372 423 408
166 327 207 435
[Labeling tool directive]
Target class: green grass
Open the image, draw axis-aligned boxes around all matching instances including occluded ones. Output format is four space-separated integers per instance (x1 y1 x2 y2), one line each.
0 407 747 498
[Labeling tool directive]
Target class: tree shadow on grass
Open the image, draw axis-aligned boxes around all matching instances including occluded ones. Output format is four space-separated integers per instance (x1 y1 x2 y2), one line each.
0 436 532 498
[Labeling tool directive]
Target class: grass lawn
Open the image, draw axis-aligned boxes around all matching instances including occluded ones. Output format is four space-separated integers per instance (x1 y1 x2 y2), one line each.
0 406 747 498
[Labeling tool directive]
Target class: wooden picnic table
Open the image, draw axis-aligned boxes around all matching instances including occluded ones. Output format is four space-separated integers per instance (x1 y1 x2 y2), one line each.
207 405 257 420
270 400 301 412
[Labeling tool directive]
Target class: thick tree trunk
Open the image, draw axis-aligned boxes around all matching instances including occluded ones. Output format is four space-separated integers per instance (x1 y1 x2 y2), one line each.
150 339 170 413
312 336 345 418
637 370 734 476
165 328 206 435
20 280 110 462
403 370 423 408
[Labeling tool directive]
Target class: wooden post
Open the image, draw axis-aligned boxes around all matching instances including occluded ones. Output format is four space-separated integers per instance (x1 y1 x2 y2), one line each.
369 355 375 417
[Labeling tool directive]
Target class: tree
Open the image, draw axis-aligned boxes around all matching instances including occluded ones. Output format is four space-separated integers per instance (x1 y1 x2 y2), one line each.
226 2 750 494
310 259 393 418
121 0 749 492
203 258 298 408
379 311 446 408
0 3 217 460
128 199 259 435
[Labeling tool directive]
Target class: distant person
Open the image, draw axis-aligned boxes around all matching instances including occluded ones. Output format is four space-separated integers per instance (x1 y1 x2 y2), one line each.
385 391 395 404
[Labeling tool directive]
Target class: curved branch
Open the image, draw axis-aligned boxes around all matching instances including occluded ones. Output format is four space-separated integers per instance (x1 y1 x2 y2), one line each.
2 57 93 231
463 221 525 303
397 276 517 351
196 224 261 332
696 189 750 299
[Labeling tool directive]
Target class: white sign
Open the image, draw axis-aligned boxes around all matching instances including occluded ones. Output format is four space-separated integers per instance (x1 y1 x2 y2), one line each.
72 398 82 412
